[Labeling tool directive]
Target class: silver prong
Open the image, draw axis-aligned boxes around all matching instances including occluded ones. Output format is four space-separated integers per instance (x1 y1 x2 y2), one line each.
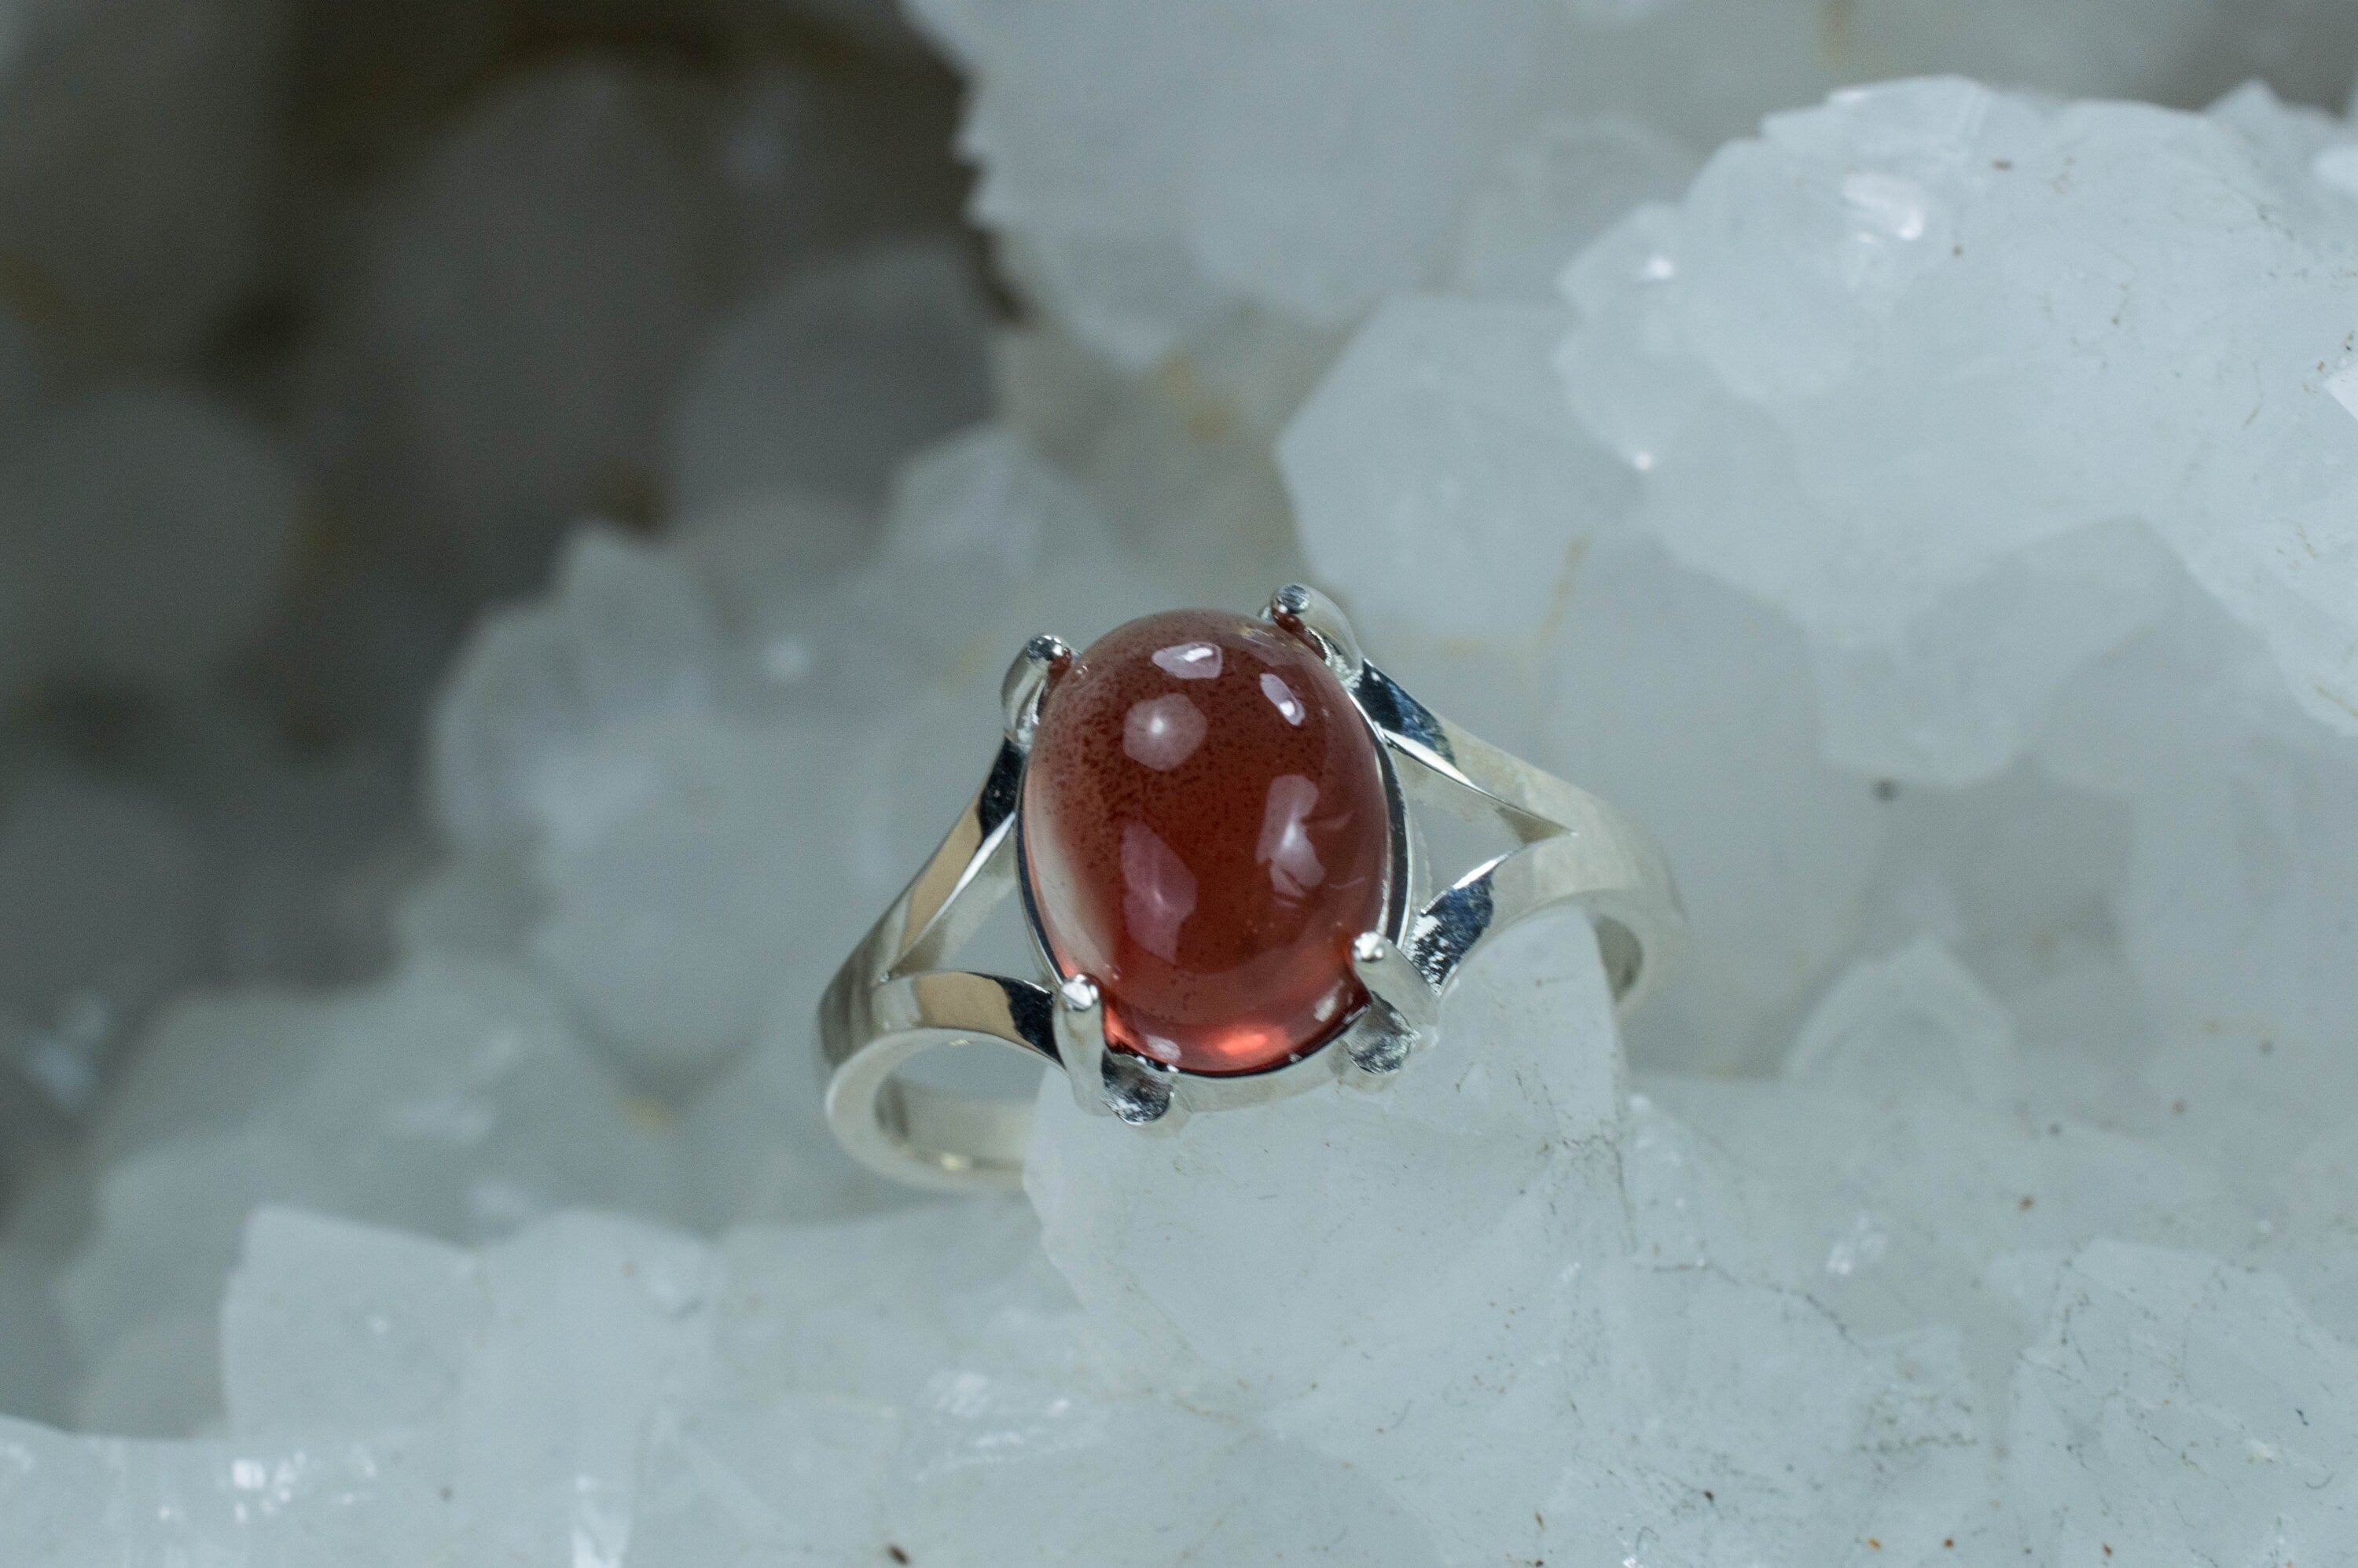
1002 633 1074 748
1101 1048 1187 1132
1267 583 1363 684
1055 973 1115 1117
1342 931 1437 1084
1353 931 1438 1027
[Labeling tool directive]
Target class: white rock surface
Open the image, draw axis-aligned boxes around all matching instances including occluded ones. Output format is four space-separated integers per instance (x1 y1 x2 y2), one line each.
2114 728 2358 1188
521 714 866 1080
2007 1243 2358 1560
1561 76 2358 781
0 1416 455 1565
0 923 1978 1560
1170 1 1564 325
223 1208 486 1433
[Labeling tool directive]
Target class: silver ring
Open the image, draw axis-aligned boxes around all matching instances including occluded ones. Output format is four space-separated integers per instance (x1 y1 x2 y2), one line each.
816 584 1687 1192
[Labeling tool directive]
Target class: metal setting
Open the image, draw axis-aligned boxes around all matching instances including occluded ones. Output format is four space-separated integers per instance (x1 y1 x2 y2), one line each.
817 585 1688 1192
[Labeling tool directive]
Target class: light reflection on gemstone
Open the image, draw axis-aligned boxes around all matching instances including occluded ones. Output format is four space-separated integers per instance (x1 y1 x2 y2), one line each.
1122 692 1207 771
1259 671 1306 726
1151 641 1222 680
1119 821 1196 962
1255 773 1328 899
1135 1032 1183 1064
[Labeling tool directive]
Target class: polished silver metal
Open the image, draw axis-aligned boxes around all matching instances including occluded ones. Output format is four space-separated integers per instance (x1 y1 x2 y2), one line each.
1342 931 1435 1082
1052 973 1111 1117
1001 633 1072 748
1268 582 1363 683
817 586 1687 1192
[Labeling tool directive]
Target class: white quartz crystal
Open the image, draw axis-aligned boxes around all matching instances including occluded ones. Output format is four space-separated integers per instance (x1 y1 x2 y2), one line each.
2007 1243 2358 1559
2114 727 2358 1189
1170 2 1566 325
1562 76 2358 782
1027 307 1329 607
53 957 683 1431
913 0 2338 365
1034 911 1985 1562
522 714 871 1079
430 526 723 854
356 65 707 590
668 240 994 512
1537 534 1890 1070
0 1416 456 1564
1782 937 2016 1110
1446 113 1699 300
430 426 1171 1085
1027 910 1627 1406
1282 294 1633 645
222 1208 486 1433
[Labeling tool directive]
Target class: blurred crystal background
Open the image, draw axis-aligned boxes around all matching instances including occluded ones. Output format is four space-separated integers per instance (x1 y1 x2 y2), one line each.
6 0 2358 1560
0 0 990 1423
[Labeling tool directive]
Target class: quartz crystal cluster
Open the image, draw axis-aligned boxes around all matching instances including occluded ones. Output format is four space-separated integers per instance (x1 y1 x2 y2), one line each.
7 0 2358 1563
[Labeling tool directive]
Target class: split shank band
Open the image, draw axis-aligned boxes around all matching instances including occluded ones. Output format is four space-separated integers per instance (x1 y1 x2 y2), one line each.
817 585 1686 1193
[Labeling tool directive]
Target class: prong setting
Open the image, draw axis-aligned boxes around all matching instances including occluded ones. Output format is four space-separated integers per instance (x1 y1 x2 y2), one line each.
1102 1048 1186 1130
1001 633 1074 748
1055 973 1115 1117
1342 931 1438 1083
1055 969 1191 1131
1267 583 1364 685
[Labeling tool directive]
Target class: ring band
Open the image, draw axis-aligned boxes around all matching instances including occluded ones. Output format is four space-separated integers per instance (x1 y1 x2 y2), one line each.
817 585 1686 1192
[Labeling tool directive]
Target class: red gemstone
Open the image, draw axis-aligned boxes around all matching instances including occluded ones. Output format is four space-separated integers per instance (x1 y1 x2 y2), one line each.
1021 608 1391 1074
